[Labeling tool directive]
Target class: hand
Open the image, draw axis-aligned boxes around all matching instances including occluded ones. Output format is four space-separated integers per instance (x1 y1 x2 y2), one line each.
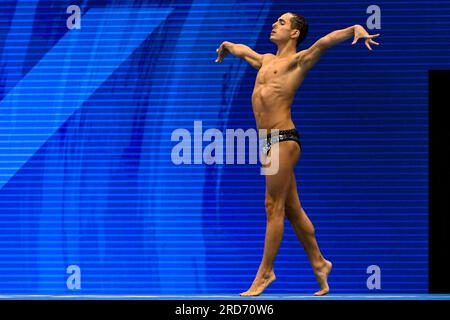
215 42 230 63
351 25 380 50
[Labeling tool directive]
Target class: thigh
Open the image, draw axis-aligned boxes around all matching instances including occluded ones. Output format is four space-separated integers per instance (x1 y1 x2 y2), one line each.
285 173 303 216
265 141 300 202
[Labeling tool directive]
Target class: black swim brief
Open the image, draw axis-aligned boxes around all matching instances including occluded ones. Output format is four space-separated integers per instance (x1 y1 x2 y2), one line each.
261 128 302 155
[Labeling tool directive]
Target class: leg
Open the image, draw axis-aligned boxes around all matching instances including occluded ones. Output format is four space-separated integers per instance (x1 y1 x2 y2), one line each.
240 141 300 296
285 173 333 296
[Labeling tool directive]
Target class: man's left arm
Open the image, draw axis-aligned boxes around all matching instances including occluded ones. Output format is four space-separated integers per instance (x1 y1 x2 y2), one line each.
296 24 380 72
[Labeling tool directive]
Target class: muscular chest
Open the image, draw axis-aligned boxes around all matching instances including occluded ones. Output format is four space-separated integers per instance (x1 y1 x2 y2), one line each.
256 58 296 85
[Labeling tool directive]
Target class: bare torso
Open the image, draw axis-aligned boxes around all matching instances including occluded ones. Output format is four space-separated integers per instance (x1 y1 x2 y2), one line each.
252 53 307 131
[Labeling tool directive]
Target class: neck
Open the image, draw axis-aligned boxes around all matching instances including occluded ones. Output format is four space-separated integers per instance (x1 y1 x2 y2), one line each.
276 41 297 57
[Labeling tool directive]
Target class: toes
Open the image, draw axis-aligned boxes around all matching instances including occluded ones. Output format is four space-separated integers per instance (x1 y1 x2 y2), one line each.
313 289 329 296
240 290 259 297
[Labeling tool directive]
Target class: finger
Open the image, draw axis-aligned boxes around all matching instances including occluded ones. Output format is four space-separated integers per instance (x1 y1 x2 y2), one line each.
370 40 379 45
365 40 372 50
351 37 358 45
369 34 380 39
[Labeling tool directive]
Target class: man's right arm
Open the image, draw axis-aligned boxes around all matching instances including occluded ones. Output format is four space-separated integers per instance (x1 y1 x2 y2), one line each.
215 41 264 70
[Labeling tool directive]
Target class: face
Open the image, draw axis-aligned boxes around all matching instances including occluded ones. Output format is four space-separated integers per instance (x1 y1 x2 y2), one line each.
270 13 298 45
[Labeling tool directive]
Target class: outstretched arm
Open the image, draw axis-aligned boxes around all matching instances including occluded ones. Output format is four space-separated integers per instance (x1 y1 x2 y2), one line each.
297 24 380 72
215 41 264 70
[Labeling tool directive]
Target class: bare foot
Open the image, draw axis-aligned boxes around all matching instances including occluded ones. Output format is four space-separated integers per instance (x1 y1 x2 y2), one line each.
313 259 332 296
240 271 276 296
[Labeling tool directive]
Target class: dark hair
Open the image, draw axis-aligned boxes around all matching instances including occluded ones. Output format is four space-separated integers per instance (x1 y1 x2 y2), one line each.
289 12 308 47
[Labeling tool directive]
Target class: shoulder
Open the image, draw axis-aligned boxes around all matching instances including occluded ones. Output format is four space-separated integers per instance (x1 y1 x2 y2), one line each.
294 50 308 63
261 53 275 64
293 49 318 69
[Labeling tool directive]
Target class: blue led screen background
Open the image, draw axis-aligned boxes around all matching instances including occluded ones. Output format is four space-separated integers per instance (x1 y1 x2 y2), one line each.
1 0 448 294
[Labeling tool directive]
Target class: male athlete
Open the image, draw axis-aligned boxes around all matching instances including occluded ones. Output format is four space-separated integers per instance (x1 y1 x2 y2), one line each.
215 13 380 296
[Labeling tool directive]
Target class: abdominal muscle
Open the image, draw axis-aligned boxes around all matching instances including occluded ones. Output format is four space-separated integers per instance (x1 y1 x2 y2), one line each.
252 83 296 132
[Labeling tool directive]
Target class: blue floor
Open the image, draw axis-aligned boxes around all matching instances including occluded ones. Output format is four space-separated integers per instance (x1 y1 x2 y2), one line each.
1 294 450 300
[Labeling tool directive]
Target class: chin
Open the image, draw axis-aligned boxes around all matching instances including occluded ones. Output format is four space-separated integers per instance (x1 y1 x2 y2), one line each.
269 37 279 45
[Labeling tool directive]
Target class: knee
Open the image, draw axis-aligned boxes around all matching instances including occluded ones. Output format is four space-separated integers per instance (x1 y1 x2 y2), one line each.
265 197 285 221
300 207 316 235
285 204 298 221
287 206 316 232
